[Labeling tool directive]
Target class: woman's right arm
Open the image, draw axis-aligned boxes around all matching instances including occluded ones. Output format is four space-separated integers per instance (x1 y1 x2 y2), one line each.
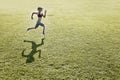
31 12 37 19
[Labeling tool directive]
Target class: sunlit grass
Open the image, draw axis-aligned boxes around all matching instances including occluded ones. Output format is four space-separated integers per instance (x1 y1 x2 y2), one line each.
0 0 120 80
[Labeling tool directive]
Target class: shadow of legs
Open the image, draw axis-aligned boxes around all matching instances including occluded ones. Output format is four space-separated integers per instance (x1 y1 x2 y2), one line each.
21 38 45 63
37 50 41 58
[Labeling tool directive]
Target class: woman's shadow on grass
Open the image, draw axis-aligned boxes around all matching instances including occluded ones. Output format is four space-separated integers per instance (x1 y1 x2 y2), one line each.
21 38 45 63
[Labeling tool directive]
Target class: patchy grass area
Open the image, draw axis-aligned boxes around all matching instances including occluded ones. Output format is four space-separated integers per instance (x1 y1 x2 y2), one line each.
0 0 120 80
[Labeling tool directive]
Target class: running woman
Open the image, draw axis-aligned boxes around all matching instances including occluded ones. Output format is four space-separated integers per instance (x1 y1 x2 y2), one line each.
27 7 47 36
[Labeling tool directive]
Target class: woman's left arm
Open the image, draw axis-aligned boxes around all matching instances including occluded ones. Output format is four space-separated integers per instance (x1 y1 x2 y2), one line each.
43 10 47 18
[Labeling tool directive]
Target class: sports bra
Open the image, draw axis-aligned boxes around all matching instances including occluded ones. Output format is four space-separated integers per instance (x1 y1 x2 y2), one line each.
38 13 43 17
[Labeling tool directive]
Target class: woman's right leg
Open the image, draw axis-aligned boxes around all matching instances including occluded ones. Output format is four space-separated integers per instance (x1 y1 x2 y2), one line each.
27 24 39 31
27 27 35 31
27 25 39 31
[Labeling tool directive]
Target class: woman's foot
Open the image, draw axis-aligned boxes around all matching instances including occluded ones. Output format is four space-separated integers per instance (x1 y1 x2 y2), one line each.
42 31 45 38
27 28 30 31
42 31 45 35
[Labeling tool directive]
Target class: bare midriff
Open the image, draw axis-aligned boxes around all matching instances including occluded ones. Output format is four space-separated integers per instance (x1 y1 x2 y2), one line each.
38 17 42 21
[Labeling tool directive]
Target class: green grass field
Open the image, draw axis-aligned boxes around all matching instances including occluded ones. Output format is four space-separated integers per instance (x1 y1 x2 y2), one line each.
0 0 120 80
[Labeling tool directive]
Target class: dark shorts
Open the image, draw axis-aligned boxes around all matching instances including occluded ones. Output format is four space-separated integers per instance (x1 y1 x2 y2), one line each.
35 20 44 28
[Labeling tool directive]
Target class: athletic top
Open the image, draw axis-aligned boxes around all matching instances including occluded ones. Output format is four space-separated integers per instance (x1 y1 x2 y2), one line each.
38 13 43 17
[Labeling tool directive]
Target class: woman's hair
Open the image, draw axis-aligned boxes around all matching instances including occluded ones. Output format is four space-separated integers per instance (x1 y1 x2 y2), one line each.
37 7 43 10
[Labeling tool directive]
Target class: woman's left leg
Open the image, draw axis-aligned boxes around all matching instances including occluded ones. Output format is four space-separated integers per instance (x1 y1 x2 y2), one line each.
40 23 46 35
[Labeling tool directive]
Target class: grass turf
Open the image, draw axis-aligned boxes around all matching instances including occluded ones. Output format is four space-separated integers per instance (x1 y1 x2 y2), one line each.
0 0 120 80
